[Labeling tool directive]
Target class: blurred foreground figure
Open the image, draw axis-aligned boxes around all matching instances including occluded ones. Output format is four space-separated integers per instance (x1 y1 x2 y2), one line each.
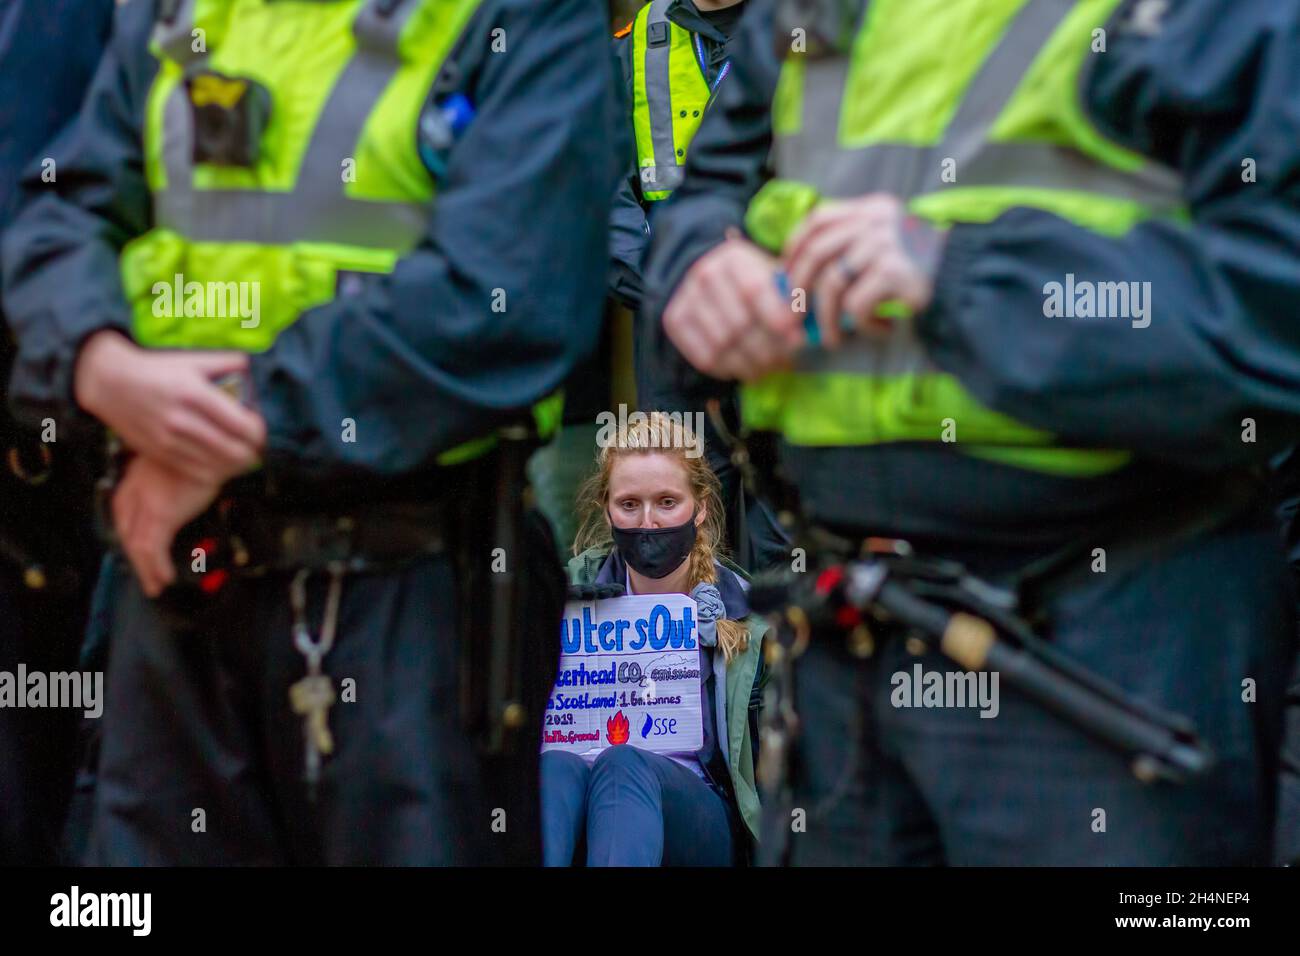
1269 448 1300 865
646 0 1300 864
2 0 617 864
0 0 112 865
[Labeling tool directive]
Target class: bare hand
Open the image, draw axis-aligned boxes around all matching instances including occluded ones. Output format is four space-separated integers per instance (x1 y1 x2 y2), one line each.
784 194 945 348
112 455 224 598
662 234 802 381
74 331 266 483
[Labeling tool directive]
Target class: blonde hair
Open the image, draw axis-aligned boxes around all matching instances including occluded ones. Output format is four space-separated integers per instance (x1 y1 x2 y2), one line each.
573 411 748 661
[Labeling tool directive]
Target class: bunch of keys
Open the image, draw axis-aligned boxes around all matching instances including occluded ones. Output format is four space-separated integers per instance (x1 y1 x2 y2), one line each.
288 562 346 799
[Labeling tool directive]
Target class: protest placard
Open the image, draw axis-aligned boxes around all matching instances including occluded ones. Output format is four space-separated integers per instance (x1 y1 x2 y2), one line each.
542 593 703 759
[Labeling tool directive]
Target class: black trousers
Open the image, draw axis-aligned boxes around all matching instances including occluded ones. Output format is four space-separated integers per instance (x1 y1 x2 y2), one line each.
88 521 563 866
0 566 94 864
772 509 1295 866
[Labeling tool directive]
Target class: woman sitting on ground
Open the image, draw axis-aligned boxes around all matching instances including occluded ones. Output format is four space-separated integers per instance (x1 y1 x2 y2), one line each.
541 411 766 866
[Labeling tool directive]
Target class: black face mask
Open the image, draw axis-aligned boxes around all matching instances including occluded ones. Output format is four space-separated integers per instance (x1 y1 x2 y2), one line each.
610 509 698 580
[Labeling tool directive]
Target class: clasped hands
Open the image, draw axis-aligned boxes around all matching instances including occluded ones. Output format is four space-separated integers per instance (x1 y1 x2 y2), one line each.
74 331 267 597
662 193 947 381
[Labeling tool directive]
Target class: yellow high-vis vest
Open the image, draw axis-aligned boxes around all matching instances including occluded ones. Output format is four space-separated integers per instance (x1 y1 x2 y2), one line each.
742 0 1187 476
631 0 715 201
122 0 560 461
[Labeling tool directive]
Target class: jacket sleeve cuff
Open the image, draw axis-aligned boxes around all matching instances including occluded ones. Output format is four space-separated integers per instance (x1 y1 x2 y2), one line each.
8 318 129 438
915 221 985 349
246 349 301 471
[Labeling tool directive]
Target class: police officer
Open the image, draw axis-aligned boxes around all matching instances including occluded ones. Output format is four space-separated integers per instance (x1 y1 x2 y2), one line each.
611 0 744 233
0 0 113 865
645 0 1300 865
609 0 789 573
529 0 774 562
1 0 618 864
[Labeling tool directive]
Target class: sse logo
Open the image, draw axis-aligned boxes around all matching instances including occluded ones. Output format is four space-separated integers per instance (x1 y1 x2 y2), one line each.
640 713 679 739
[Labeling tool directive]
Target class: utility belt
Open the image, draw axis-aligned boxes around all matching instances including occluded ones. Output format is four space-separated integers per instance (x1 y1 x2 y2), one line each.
807 466 1266 622
96 481 453 598
97 430 543 790
197 497 451 577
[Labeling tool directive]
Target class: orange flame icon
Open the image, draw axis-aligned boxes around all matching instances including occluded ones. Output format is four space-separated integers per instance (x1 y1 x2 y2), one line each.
606 710 630 745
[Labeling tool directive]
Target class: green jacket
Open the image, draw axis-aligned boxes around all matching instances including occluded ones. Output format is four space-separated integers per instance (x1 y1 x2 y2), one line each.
567 546 766 842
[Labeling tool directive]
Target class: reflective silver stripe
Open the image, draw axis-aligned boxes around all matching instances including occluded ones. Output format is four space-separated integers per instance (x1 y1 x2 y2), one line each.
775 0 1184 210
641 164 685 192
290 0 427 240
770 14 857 185
156 1 212 243
154 0 429 249
802 140 1184 213
154 190 429 247
152 0 205 67
945 140 1184 211
157 84 199 233
935 0 1074 190
641 0 679 192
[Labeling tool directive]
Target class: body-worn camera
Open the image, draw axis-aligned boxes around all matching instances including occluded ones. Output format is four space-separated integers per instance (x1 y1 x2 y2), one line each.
186 70 272 168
